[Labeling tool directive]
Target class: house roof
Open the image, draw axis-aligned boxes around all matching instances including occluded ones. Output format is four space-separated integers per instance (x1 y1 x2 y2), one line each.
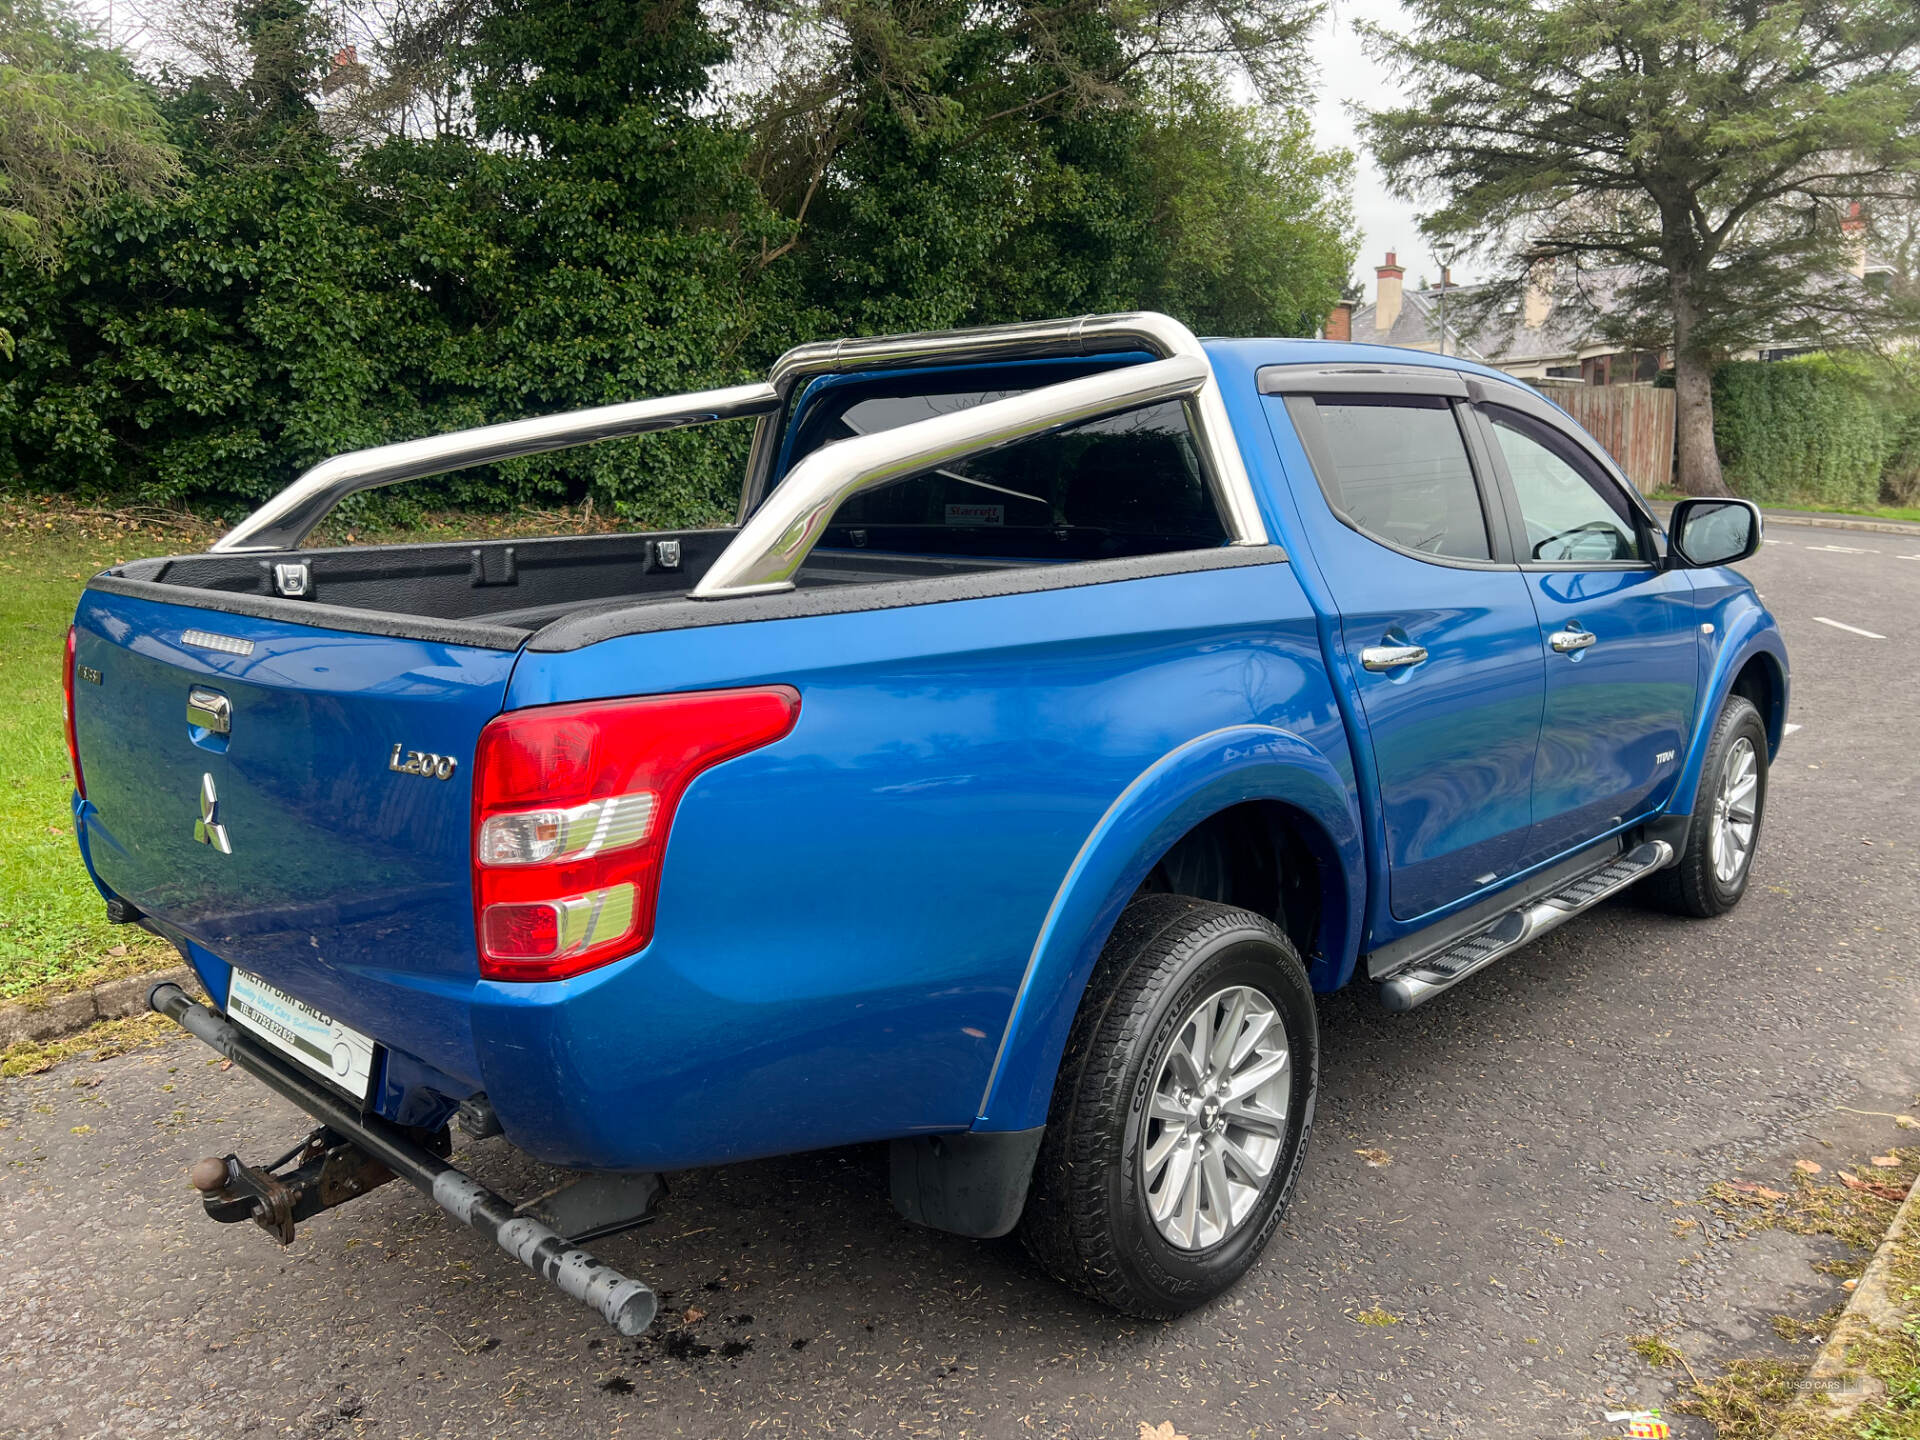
1350 268 1646 368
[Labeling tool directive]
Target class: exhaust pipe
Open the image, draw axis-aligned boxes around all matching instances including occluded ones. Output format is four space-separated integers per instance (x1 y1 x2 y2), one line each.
149 982 657 1336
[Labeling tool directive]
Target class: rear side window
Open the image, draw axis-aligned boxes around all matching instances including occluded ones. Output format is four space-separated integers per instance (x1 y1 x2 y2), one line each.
782 382 1228 561
1307 397 1491 561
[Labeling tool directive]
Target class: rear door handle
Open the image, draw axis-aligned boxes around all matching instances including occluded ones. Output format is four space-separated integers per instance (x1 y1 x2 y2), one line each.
1548 627 1596 653
1360 644 1429 672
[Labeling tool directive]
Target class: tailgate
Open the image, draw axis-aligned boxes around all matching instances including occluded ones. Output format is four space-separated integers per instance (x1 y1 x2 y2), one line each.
71 589 520 1085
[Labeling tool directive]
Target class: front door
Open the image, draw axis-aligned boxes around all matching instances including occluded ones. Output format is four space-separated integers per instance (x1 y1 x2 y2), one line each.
1474 402 1698 864
1273 390 1547 920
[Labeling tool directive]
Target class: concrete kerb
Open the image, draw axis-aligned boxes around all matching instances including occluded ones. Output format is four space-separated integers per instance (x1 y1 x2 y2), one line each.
1791 1166 1920 1421
0 966 200 1050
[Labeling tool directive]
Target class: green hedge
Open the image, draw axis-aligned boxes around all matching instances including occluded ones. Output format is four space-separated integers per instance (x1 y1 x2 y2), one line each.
1711 357 1902 509
0 6 1356 523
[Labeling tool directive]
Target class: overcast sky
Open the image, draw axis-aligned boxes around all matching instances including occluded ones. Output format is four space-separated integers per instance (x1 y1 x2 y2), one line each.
1309 0 1474 293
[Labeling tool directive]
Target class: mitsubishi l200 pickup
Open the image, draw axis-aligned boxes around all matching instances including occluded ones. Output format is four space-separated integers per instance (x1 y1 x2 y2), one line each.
64 313 1787 1334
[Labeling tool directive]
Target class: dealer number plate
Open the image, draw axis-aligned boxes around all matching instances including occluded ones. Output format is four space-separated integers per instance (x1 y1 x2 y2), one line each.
226 968 376 1100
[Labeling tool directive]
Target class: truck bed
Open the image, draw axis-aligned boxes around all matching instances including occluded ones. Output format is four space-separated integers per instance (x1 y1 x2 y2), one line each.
98 529 1051 644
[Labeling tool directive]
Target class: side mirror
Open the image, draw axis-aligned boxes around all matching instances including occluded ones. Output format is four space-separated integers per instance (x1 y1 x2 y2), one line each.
1668 497 1761 568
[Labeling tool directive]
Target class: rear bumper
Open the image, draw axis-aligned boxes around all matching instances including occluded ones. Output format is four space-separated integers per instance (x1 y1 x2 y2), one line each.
84 793 982 1172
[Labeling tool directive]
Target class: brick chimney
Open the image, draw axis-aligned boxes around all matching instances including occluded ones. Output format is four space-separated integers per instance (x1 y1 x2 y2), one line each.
1841 201 1869 279
1324 301 1353 342
1374 251 1405 334
1523 263 1553 329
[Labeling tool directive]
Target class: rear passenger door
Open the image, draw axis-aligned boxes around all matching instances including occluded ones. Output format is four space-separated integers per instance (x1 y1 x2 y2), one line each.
1470 401 1698 866
1270 374 1546 921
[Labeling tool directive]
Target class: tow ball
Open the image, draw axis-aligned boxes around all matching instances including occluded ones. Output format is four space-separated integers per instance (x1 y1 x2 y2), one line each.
152 982 659 1334
190 1125 447 1244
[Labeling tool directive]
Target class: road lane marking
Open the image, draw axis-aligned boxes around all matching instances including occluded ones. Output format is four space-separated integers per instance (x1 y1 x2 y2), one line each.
1807 544 1879 554
1763 539 1790 545
1900 554 1920 561
1812 617 1887 639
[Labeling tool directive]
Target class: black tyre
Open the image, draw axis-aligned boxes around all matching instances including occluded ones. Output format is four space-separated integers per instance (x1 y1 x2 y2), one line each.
1645 695 1769 917
1019 895 1318 1318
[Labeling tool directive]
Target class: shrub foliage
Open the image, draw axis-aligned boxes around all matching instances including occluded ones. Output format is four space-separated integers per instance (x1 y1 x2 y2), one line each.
0 0 1355 526
1712 357 1915 510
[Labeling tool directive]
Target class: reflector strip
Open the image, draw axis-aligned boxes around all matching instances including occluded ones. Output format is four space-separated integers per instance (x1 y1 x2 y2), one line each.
181 629 255 656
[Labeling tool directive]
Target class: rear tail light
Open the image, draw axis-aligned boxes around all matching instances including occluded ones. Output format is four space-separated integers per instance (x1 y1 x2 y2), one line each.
471 686 800 981
63 627 85 800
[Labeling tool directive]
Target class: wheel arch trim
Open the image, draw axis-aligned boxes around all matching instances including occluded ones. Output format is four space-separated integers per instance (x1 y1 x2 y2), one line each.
1671 616 1790 817
972 725 1363 1134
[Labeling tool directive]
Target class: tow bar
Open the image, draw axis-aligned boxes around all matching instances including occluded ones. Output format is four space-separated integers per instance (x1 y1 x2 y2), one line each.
149 982 658 1336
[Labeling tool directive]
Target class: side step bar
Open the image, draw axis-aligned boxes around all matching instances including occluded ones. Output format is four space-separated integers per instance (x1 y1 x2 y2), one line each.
149 982 658 1335
1379 840 1673 1012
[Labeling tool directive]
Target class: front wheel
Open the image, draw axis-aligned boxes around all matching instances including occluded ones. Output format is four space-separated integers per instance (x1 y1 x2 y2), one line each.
1646 694 1769 917
1019 895 1318 1318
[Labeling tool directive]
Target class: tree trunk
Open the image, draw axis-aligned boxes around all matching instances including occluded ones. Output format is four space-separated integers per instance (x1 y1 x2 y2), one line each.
1670 271 1731 497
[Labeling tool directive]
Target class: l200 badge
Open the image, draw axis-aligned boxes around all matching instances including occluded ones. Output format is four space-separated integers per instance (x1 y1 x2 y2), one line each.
389 744 458 781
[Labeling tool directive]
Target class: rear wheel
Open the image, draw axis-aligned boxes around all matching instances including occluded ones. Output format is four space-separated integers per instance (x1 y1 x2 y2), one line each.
1646 694 1769 917
1019 895 1318 1318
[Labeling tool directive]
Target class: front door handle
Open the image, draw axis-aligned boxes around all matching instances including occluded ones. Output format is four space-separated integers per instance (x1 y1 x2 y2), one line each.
1360 644 1429 672
1549 626 1596 653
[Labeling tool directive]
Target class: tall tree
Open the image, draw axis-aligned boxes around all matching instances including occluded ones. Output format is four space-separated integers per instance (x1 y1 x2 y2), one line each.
1361 0 1920 496
729 0 1349 335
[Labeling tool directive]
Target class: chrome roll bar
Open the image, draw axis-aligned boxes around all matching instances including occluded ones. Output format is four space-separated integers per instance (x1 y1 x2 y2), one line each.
692 354 1211 598
736 312 1266 548
209 312 1268 581
210 385 783 554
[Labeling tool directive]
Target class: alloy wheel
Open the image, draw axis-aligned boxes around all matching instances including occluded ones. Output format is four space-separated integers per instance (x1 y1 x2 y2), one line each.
1140 984 1292 1250
1710 735 1759 885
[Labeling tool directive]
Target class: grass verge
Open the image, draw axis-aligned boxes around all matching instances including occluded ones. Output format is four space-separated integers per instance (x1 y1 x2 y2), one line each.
1636 1145 1920 1438
0 493 622 1002
1648 490 1920 526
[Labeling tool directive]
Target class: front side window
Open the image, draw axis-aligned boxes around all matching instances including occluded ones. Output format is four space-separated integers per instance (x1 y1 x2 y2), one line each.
1486 406 1646 563
1310 396 1491 561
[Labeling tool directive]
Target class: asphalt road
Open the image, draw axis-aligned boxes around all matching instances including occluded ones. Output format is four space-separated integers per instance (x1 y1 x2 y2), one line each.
6 520 1919 1440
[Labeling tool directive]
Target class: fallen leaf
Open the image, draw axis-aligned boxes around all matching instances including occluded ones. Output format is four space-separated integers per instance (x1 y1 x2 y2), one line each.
1842 1278 1858 1291
1138 1424 1188 1440
107 944 128 957
1870 1155 1899 1168
1837 1172 1907 1201
682 1307 706 1325
1756 1186 1787 1202
69 1125 91 1135
1795 1160 1822 1174
1355 1148 1392 1167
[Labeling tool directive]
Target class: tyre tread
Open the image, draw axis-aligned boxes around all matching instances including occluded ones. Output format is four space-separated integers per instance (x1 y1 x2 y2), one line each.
1019 895 1313 1317
1647 695 1767 918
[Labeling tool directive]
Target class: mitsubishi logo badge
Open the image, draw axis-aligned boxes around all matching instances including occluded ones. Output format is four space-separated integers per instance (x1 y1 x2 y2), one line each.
194 772 232 854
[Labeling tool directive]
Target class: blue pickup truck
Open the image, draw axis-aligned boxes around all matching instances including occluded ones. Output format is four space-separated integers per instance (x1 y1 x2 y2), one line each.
66 313 1786 1335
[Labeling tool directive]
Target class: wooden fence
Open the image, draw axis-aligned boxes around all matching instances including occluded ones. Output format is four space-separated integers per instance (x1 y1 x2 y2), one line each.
1534 381 1676 492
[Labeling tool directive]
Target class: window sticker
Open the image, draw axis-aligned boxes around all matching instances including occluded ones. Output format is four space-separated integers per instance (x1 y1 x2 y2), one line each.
944 502 1005 526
